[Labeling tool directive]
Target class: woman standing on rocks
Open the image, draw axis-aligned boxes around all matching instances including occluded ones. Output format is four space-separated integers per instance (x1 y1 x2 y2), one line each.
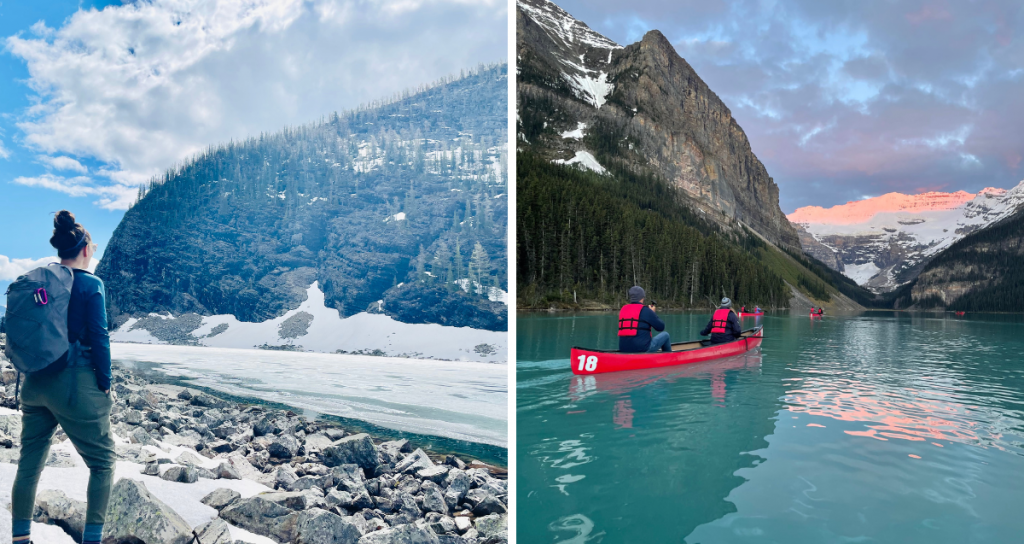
11 211 115 544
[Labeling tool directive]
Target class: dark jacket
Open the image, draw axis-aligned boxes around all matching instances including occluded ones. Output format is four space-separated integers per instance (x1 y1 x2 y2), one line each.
619 306 665 353
48 269 112 391
701 309 742 344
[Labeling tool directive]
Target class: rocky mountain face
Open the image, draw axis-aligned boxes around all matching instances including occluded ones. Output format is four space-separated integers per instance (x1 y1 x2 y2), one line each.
516 0 799 251
97 65 508 332
789 181 1024 293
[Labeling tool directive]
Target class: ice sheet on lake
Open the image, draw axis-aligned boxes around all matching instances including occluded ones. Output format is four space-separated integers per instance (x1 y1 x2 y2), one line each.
111 343 508 446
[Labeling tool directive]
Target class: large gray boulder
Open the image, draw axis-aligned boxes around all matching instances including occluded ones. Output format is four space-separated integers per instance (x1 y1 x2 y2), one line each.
394 449 433 474
416 465 449 484
332 464 367 494
258 490 325 511
220 496 301 542
30 489 86 542
474 514 507 540
323 433 380 469
421 485 448 515
268 434 300 459
464 488 506 516
295 508 363 544
193 518 233 544
160 465 200 483
357 523 441 544
103 478 193 544
201 488 241 510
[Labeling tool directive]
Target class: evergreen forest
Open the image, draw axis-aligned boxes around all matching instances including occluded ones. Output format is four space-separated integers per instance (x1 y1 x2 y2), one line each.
97 64 509 331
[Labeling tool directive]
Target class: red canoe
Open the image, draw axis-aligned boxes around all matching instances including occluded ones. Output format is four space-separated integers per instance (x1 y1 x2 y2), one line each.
570 326 763 375
739 312 763 317
810 313 823 318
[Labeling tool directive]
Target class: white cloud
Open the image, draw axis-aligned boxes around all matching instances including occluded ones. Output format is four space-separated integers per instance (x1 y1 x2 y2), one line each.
0 139 9 159
12 173 137 210
37 155 87 173
5 0 506 209
0 255 58 281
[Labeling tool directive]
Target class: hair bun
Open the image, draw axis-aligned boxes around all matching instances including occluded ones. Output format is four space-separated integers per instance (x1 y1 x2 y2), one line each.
54 210 77 232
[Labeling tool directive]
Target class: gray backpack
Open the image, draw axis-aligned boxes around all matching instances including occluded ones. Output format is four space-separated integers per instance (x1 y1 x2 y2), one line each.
3 263 76 373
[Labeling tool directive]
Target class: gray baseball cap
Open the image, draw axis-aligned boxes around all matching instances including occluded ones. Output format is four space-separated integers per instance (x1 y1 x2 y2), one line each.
628 286 646 304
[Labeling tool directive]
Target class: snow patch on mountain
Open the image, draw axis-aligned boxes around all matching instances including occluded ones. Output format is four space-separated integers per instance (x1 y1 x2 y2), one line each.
790 180 1024 290
553 150 606 174
112 282 506 362
843 262 880 285
455 278 508 304
560 122 586 139
565 70 613 109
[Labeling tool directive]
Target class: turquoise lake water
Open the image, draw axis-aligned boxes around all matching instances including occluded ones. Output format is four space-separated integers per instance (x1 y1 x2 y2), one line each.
517 311 1024 543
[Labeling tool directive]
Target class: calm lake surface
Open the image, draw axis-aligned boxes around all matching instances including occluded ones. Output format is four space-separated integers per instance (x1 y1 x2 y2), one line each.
517 311 1024 543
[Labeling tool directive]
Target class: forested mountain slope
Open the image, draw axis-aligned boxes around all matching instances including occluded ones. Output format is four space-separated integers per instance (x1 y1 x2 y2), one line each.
97 64 508 332
888 207 1024 311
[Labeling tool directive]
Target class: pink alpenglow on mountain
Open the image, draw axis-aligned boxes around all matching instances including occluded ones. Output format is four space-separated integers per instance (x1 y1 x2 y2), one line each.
787 190 996 225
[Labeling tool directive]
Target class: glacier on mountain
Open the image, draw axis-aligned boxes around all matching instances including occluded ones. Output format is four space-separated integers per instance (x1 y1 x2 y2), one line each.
789 180 1024 291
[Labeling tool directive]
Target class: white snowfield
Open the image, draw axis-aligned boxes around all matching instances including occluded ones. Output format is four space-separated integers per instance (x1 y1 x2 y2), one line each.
110 344 508 446
553 150 606 174
112 282 507 363
0 418 275 544
791 179 1024 288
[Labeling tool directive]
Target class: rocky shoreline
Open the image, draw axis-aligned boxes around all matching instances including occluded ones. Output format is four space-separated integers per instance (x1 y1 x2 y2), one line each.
0 352 508 544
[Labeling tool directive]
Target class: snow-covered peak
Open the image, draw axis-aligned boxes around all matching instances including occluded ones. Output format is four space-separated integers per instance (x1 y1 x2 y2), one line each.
788 190 978 225
518 0 619 109
517 0 621 51
791 180 1024 291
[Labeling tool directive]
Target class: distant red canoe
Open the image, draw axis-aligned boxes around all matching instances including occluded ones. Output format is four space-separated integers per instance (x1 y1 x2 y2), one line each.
810 313 823 318
570 326 763 375
739 312 763 317
955 311 966 316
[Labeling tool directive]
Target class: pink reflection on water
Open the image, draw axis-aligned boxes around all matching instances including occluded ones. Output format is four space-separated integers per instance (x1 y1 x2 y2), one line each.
788 382 986 447
614 399 635 429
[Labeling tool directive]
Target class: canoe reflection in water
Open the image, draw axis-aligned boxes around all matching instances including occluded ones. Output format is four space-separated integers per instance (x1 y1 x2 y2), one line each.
568 351 763 428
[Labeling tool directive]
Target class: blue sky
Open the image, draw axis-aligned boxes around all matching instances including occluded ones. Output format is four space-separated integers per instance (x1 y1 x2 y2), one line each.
0 0 507 301
553 0 1024 213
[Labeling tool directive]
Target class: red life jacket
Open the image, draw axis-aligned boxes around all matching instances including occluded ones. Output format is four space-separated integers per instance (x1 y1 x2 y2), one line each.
710 308 731 333
618 304 644 336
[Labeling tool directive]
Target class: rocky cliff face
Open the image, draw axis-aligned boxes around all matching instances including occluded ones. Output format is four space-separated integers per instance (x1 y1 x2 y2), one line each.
789 182 1024 293
516 0 800 251
97 65 508 331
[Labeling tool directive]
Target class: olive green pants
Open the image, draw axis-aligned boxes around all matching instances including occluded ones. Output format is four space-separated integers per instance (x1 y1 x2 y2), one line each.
12 366 115 525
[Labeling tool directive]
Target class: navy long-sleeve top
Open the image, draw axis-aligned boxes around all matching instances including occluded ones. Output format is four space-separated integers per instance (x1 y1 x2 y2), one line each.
700 309 742 344
618 306 665 353
66 269 112 391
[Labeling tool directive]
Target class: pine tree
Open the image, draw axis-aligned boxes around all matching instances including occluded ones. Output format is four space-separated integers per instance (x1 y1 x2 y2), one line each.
470 242 491 295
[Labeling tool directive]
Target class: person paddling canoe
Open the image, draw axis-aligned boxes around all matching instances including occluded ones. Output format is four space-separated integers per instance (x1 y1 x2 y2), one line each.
701 297 742 344
618 286 671 353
